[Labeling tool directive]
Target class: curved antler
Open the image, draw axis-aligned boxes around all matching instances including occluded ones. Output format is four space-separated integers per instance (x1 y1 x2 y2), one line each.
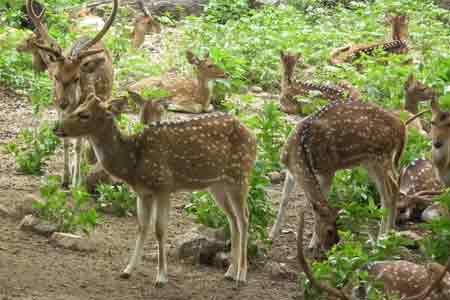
138 0 151 16
26 0 47 38
297 212 352 300
76 0 119 56
33 41 63 59
401 257 450 300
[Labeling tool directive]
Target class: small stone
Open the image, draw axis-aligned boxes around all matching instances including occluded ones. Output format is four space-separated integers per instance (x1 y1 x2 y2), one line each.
250 86 263 93
50 232 96 252
213 252 231 269
19 214 57 237
422 203 449 223
264 261 296 280
175 229 226 265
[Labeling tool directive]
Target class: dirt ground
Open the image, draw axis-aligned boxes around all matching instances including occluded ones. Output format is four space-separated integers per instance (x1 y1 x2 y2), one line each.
0 86 311 300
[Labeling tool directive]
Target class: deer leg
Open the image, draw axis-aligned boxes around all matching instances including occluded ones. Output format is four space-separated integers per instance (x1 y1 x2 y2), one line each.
210 184 239 281
270 171 296 240
121 195 152 278
154 192 170 287
71 138 83 187
226 183 250 283
62 138 70 188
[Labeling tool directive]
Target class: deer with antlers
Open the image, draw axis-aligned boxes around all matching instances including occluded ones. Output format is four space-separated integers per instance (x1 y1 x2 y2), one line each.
331 14 409 65
270 98 406 255
127 50 227 114
132 0 161 48
53 93 257 285
25 0 118 187
297 212 450 300
279 51 361 114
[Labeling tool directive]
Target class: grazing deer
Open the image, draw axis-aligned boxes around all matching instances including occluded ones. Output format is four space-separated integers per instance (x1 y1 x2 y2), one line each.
127 50 228 114
297 211 450 300
27 0 118 187
132 0 161 48
279 51 360 114
431 99 450 187
397 158 443 221
270 99 405 256
53 94 257 285
331 15 409 65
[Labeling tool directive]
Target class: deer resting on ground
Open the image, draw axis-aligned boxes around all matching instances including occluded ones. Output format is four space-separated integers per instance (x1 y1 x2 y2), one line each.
127 50 228 114
270 98 405 256
53 94 257 285
27 0 117 187
297 211 450 300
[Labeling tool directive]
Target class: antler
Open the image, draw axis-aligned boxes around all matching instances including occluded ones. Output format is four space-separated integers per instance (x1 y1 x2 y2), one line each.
401 257 450 300
137 0 151 16
75 0 119 56
33 41 63 59
26 0 47 38
297 211 352 300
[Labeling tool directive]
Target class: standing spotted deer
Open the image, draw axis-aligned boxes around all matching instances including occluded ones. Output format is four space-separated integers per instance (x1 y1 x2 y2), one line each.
270 99 405 255
53 94 257 285
28 0 117 187
127 50 228 114
297 212 450 300
132 0 161 48
431 98 450 187
331 15 409 65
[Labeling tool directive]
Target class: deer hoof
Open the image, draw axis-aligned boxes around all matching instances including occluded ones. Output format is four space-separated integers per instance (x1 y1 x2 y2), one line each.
119 272 131 279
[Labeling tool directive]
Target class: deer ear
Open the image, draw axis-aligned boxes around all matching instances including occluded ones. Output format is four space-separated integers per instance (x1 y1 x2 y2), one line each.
186 50 200 65
81 57 106 73
128 90 145 106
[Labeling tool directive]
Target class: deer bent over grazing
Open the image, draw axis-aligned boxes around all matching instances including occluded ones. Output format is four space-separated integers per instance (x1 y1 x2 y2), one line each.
128 50 228 114
297 212 450 300
271 99 405 255
28 0 117 186
331 15 409 65
53 94 257 285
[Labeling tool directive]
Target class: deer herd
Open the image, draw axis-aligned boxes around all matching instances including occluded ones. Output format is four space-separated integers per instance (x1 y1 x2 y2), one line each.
15 0 450 297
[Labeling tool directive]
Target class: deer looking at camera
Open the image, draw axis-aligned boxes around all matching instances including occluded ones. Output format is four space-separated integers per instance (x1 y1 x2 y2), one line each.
279 51 361 114
331 14 409 65
270 98 405 256
127 50 228 114
132 0 161 48
53 94 257 285
27 0 117 187
297 212 450 300
431 98 450 187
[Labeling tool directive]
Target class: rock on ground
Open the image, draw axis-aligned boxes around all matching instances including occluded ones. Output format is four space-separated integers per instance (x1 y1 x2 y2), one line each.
50 232 96 252
19 214 58 237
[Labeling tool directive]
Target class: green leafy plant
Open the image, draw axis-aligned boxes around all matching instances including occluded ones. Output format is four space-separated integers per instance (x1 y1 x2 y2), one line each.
96 184 137 217
5 122 61 175
34 176 98 234
205 0 251 24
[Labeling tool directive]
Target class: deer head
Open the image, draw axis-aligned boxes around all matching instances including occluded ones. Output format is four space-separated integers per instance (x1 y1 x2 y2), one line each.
404 74 437 114
186 50 228 81
128 90 166 124
132 0 161 48
16 35 48 73
280 51 300 85
431 99 450 186
29 0 118 111
385 14 409 41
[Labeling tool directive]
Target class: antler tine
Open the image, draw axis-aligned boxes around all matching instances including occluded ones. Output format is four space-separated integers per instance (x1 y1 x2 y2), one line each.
401 257 450 300
26 0 47 37
138 0 151 17
33 41 63 58
297 212 352 300
77 0 119 56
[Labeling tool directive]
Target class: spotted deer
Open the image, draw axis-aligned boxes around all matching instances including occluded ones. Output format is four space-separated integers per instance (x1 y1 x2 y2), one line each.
270 99 405 255
53 94 257 285
279 51 360 114
331 15 409 65
297 212 450 300
128 90 166 124
128 50 227 114
28 0 117 187
397 158 444 221
431 98 450 187
132 0 161 48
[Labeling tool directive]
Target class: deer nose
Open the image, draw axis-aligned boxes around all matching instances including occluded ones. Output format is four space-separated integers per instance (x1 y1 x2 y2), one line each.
434 141 443 149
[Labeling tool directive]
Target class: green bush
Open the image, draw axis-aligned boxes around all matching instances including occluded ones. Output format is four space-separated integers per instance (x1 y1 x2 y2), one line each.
205 0 251 24
96 184 137 217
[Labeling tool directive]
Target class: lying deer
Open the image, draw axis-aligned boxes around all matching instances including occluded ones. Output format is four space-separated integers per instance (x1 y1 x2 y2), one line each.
133 0 161 48
297 211 450 300
397 158 444 222
271 98 405 256
331 14 409 65
53 94 257 285
279 51 360 114
27 0 117 187
127 50 227 114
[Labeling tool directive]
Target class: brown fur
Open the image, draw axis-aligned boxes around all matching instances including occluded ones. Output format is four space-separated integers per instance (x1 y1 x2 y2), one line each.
128 51 227 114
133 16 161 48
54 94 257 285
431 99 450 186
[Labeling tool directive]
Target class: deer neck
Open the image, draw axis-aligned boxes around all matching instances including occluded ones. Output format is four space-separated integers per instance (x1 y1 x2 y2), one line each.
392 26 408 41
197 73 213 107
88 119 138 183
281 67 294 93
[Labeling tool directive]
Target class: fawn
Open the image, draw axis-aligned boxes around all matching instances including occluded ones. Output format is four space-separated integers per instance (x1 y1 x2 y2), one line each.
297 211 450 300
26 0 117 187
53 94 257 285
127 50 228 114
